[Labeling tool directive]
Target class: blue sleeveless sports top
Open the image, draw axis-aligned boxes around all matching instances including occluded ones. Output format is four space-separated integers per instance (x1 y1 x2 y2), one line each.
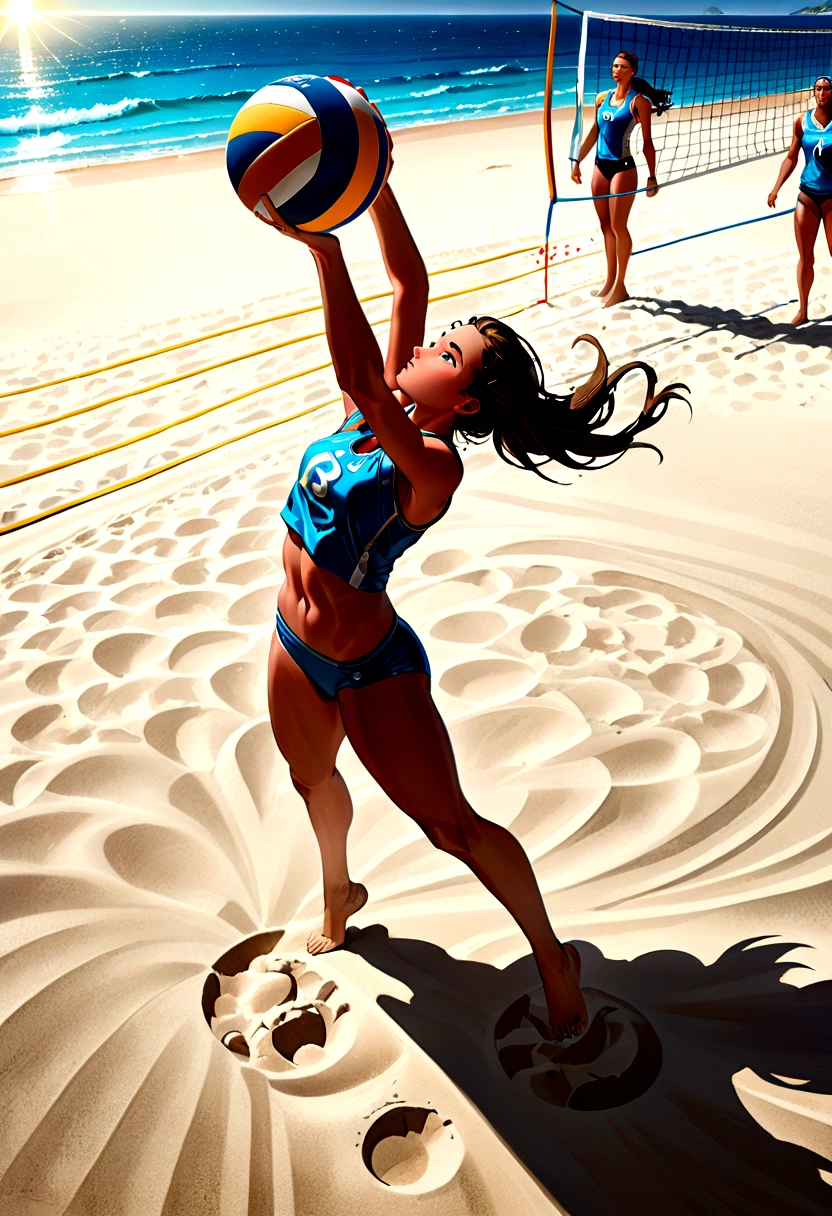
596 88 638 161
281 408 461 593
800 109 832 194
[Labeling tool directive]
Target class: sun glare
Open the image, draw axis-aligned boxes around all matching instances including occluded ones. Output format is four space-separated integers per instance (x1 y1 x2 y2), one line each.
0 0 83 64
8 0 36 25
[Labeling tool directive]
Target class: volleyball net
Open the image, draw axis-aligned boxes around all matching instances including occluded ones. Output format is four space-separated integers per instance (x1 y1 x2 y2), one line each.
567 10 832 188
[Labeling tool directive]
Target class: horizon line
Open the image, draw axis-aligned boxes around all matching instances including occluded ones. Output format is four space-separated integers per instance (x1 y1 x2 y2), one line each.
27 6 817 12
29 4 822 11
32 7 557 13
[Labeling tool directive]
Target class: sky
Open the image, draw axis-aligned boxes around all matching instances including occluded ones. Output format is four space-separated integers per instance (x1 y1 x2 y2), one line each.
37 1 826 15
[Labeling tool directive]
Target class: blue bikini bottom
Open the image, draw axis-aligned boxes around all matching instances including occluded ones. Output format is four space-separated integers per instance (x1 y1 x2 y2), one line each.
275 609 430 699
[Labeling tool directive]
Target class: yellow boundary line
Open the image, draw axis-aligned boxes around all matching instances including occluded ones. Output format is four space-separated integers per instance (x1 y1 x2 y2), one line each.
0 247 601 442
0 331 332 440
0 240 548 403
0 361 330 490
0 275 598 539
0 397 341 538
0 269 523 439
2 250 606 494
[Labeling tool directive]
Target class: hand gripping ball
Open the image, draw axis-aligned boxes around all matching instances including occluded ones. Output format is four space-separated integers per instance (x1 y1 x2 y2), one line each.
226 74 391 233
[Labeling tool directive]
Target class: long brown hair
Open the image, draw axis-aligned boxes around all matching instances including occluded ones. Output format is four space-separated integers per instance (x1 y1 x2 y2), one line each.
452 316 689 482
615 50 673 116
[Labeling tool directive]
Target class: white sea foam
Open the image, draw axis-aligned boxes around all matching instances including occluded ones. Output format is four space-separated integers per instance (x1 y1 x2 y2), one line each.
460 63 534 75
0 99 152 135
412 85 453 98
14 130 75 160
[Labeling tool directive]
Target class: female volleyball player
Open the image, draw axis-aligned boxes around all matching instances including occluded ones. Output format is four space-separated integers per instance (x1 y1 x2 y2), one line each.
571 51 672 307
256 170 686 1042
768 75 832 324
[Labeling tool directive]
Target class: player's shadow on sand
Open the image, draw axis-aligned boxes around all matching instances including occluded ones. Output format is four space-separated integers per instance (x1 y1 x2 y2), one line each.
345 929 832 1216
628 295 832 353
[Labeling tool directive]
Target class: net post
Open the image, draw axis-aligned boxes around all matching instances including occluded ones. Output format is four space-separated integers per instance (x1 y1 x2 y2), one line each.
569 9 589 163
542 197 556 305
544 0 558 204
542 0 558 303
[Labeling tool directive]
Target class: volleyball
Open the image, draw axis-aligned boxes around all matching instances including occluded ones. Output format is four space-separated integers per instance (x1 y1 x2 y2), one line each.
226 74 390 233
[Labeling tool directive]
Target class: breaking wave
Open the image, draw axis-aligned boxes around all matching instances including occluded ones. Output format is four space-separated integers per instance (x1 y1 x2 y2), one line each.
0 92 254 135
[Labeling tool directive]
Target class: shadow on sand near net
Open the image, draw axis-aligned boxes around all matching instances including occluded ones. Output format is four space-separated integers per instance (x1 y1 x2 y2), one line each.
625 295 832 354
345 929 832 1216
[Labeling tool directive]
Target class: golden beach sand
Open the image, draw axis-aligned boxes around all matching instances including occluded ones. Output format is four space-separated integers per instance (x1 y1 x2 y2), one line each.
0 109 830 1214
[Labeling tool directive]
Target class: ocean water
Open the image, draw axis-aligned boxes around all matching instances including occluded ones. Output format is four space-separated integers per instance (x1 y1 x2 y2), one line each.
1 13 831 179
0 15 572 178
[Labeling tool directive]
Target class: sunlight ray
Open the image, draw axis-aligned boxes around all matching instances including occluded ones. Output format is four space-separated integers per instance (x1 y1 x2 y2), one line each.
0 1 86 55
39 15 84 47
26 19 65 66
46 13 91 32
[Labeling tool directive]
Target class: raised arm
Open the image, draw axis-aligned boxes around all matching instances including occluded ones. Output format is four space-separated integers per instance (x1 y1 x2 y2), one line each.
769 115 803 207
368 183 430 392
570 93 603 185
258 197 454 499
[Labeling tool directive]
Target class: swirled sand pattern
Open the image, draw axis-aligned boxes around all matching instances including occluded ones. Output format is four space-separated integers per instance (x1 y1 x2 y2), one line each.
0 410 830 1213
2 203 832 1211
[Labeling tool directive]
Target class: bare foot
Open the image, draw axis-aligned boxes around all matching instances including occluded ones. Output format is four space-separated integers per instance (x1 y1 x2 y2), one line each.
541 943 587 1041
307 881 368 955
603 283 629 308
791 310 808 325
591 281 614 299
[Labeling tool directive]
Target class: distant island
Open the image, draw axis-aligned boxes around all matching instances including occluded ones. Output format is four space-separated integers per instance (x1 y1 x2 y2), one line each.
792 0 832 10
703 5 723 11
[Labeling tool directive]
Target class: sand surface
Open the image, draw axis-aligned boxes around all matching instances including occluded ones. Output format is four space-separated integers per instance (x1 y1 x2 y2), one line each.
1 109 831 1215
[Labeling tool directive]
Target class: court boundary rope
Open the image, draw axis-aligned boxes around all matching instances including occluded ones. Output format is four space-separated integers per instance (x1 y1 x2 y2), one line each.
0 240 548 404
0 298 539 538
0 398 341 539
632 206 796 256
0 254 577 481
1 205 799 536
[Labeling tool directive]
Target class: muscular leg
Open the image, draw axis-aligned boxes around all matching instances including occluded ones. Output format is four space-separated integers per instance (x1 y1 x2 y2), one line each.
793 194 821 324
591 167 615 297
604 168 637 308
267 633 367 953
338 673 587 1040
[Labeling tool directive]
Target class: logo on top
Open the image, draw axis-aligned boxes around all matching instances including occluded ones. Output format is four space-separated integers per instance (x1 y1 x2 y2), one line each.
814 135 832 172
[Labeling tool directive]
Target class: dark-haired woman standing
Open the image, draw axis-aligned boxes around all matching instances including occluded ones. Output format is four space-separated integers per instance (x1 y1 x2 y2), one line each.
768 75 832 324
257 166 685 1042
571 51 671 307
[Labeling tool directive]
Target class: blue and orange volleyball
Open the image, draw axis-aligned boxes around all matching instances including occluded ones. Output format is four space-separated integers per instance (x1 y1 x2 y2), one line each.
226 74 390 232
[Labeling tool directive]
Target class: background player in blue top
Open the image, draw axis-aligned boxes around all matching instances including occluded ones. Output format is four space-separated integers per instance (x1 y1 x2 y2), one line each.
571 51 671 308
256 121 686 1043
768 76 832 324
